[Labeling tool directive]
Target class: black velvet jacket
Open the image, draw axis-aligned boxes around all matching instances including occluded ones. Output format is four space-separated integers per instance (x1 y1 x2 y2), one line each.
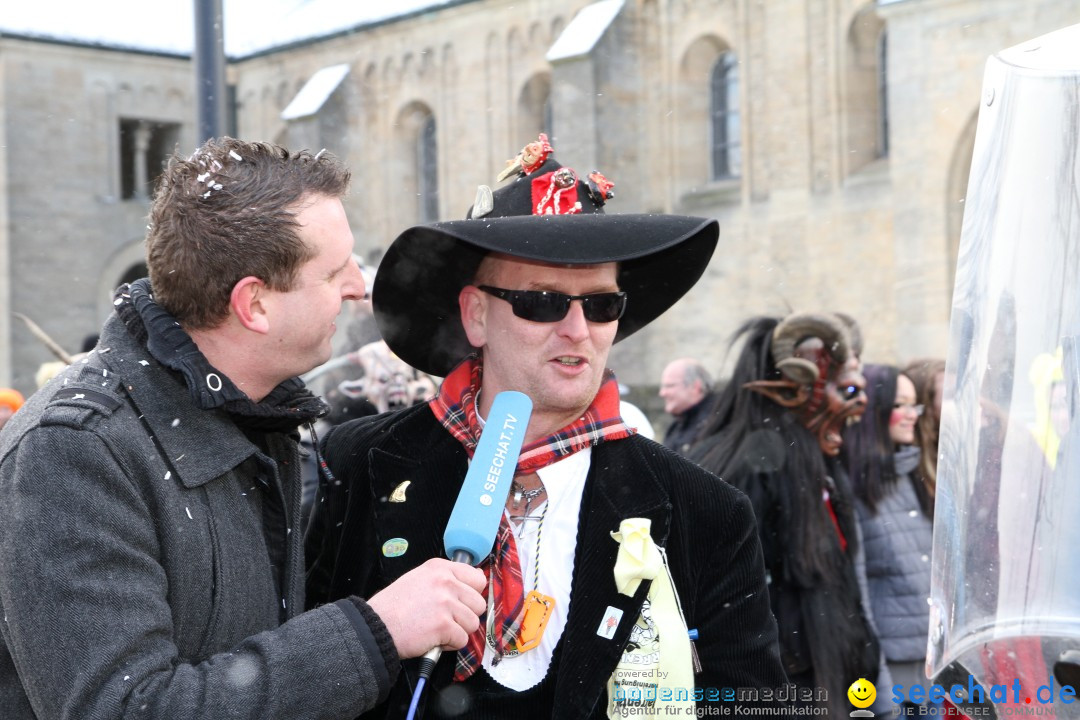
306 403 790 719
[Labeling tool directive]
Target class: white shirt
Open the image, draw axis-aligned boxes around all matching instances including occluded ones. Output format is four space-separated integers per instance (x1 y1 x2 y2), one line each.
480 448 590 690
619 400 655 440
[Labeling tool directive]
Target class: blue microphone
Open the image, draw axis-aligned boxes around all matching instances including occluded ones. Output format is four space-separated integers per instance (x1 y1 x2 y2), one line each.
443 390 533 564
414 391 533 690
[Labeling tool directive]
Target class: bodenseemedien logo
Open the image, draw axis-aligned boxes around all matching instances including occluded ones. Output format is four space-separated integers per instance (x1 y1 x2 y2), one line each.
848 678 876 717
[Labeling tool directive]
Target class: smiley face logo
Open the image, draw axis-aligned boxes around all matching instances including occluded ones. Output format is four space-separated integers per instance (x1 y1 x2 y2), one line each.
847 678 876 709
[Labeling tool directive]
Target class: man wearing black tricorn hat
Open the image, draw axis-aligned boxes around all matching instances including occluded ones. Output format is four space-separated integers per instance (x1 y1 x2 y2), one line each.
306 135 789 719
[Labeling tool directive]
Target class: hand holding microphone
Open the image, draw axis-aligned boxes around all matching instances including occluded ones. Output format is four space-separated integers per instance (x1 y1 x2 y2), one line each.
417 391 533 676
367 558 486 659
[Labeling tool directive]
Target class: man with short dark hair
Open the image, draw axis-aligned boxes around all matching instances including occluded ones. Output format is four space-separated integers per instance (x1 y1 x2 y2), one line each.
0 137 485 719
307 136 789 719
659 357 715 456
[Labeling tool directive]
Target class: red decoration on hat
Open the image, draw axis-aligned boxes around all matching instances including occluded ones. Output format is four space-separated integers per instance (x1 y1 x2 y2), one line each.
520 133 554 175
532 168 582 215
586 171 615 205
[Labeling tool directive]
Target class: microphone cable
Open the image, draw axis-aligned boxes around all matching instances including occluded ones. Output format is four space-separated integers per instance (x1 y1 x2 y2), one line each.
405 677 427 720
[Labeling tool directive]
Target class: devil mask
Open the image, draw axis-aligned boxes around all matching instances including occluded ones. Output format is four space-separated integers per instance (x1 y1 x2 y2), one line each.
745 312 867 455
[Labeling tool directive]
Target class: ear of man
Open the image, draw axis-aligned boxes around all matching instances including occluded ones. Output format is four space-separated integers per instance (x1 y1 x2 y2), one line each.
459 285 489 348
230 276 271 335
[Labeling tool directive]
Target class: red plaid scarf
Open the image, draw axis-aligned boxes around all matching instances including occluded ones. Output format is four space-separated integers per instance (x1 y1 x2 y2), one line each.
429 355 633 680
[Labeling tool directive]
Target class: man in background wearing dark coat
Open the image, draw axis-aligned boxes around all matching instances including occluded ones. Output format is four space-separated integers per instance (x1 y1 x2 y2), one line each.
659 357 715 456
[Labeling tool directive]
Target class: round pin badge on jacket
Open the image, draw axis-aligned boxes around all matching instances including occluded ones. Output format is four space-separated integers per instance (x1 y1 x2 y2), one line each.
381 538 409 558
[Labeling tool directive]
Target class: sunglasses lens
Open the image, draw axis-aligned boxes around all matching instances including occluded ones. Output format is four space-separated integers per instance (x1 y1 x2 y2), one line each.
512 293 569 322
582 294 627 323
486 286 626 323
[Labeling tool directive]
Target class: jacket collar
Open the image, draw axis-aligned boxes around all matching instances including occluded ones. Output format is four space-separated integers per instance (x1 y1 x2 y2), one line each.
114 279 327 427
98 282 322 488
91 313 259 488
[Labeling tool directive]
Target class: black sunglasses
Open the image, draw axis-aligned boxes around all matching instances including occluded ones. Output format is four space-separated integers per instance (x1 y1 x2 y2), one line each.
478 285 627 323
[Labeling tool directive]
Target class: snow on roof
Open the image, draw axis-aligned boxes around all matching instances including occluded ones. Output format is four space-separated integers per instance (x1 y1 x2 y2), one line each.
546 0 624 63
281 63 350 120
0 0 463 58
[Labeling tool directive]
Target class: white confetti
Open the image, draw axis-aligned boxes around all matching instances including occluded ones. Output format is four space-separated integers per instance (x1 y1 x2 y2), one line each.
113 297 123 306
314 148 327 160
165 471 172 480
212 183 223 191
229 150 242 161
171 418 180 428
196 172 210 183
139 360 149 366
185 507 192 519
202 190 212 199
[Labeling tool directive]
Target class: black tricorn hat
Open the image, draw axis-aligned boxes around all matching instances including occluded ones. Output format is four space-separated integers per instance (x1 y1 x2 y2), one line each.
372 136 719 377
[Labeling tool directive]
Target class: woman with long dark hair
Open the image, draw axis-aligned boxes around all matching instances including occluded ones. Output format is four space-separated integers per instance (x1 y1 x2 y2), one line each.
902 357 946 510
843 363 934 707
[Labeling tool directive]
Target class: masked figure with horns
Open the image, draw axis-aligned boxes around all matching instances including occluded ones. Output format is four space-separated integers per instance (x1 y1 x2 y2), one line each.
690 312 881 714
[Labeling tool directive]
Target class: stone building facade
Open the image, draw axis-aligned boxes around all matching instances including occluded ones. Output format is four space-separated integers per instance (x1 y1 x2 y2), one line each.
1 0 1077 407
0 36 198 390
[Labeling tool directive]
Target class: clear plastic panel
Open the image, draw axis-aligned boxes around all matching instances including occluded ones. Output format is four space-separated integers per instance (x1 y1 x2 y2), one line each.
929 22 1080 717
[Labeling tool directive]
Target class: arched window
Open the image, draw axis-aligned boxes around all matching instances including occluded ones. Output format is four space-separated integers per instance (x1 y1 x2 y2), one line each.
418 114 438 223
877 29 889 158
119 262 148 287
843 5 887 175
517 73 553 145
710 51 741 180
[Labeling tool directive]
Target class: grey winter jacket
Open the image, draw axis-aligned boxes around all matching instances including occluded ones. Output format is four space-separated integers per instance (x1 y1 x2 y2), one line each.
0 305 396 719
856 449 934 663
